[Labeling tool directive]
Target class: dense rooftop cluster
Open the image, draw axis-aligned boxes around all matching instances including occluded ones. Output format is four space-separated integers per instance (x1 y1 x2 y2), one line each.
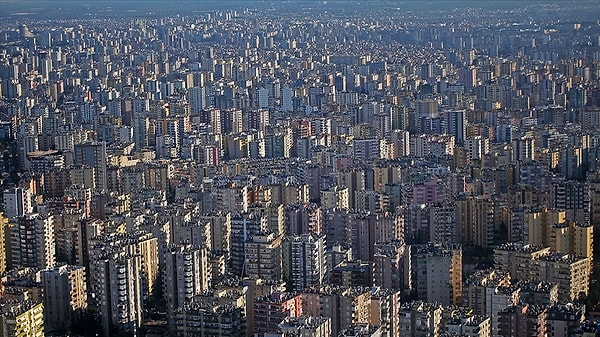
0 1 599 337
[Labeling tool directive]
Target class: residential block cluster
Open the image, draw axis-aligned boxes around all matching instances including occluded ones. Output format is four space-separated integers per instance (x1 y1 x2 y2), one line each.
0 1 599 336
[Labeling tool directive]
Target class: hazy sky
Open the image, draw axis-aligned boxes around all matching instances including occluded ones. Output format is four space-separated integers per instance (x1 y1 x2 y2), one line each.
1 1 599 21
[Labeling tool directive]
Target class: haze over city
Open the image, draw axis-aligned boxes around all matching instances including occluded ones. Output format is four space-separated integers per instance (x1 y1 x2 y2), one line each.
0 1 599 337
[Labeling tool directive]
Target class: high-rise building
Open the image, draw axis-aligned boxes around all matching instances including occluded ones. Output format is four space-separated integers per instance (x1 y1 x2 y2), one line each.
200 211 231 256
171 217 210 247
269 183 310 207
245 231 283 282
459 66 477 91
277 316 332 337
516 279 559 306
247 204 286 238
494 243 590 302
3 187 33 219
155 118 181 150
373 241 405 290
73 141 107 191
164 244 211 330
494 242 550 278
446 110 466 145
42 264 87 331
462 269 509 314
525 208 566 246
88 231 159 308
553 180 590 224
388 129 410 158
92 252 143 337
68 165 96 190
257 87 270 108
406 243 462 306
587 170 600 251
188 86 206 113
368 288 402 337
315 287 371 337
337 324 383 337
462 269 515 335
287 233 326 292
446 314 492 337
329 260 373 288
545 303 586 337
0 301 44 337
0 214 7 273
212 184 251 214
512 136 535 162
175 302 245 337
429 202 458 244
532 252 590 302
263 132 292 158
283 203 322 236
346 213 379 262
465 136 490 160
230 212 265 277
253 292 301 335
53 210 86 266
132 116 150 150
10 213 55 269
497 304 547 337
547 222 594 271
472 197 496 247
320 186 349 210
247 109 270 132
397 301 443 337
352 138 381 160
221 108 243 134
281 86 293 112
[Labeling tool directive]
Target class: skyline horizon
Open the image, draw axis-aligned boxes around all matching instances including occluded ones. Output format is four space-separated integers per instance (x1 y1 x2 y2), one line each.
2 0 599 21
